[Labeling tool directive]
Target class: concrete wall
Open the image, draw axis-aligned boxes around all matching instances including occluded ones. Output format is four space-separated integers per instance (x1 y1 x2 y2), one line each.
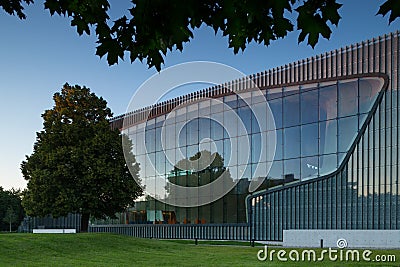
283 230 400 249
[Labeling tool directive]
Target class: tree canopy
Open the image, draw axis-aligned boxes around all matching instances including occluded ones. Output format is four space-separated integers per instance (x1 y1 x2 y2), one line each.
1 0 399 70
21 83 143 231
0 187 24 232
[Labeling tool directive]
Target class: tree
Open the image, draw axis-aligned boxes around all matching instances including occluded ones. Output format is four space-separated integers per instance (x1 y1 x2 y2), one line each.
1 0 399 70
0 187 24 232
3 207 18 232
21 83 143 232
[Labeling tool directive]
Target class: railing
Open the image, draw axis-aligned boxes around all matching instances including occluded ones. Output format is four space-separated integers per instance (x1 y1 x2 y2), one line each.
89 223 250 241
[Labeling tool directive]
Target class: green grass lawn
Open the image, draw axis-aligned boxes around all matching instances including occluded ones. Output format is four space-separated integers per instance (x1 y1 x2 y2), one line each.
0 233 398 266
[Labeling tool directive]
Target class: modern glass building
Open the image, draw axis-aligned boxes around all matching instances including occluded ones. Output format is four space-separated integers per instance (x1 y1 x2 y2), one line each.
110 32 400 242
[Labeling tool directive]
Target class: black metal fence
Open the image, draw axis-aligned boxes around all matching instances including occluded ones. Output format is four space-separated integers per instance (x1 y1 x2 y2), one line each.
89 223 250 241
19 213 81 233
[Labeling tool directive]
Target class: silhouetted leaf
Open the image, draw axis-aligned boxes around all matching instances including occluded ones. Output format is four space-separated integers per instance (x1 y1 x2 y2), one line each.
377 0 400 24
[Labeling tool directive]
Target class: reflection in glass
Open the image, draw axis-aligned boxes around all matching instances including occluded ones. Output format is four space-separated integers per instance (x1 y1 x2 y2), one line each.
283 93 300 127
319 119 337 155
126 77 386 225
284 158 300 181
268 160 282 179
211 113 224 140
269 98 282 129
284 126 300 159
301 89 319 124
319 84 337 121
338 116 358 152
301 123 319 157
301 156 319 180
251 133 262 164
238 106 252 134
338 80 358 117
359 78 383 114
273 130 283 160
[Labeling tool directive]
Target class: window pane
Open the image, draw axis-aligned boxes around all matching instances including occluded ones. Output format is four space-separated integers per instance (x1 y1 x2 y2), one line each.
301 156 319 180
211 112 224 140
268 98 282 130
301 123 318 157
319 84 337 121
283 93 300 127
185 118 198 145
284 158 300 181
199 99 211 116
301 89 319 124
319 119 337 155
145 128 156 153
267 160 283 180
238 106 252 134
338 116 358 152
284 126 300 159
271 129 283 161
338 79 358 117
251 133 262 164
199 118 211 141
224 95 237 110
359 77 384 114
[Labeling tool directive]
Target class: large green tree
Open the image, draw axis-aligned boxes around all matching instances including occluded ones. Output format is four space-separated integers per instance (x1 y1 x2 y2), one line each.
1 0 399 70
21 83 142 232
0 187 24 232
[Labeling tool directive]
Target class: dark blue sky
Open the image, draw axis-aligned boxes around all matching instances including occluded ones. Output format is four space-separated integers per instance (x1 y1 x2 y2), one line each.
1 0 399 189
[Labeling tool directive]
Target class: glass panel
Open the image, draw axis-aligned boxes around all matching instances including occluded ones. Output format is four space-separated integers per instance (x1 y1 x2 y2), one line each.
238 92 251 107
178 122 187 147
211 112 224 140
283 93 300 127
252 90 266 104
267 87 282 100
251 133 262 164
198 118 211 142
301 123 318 157
268 98 282 130
155 127 162 151
338 116 358 152
224 95 237 110
284 158 300 181
238 106 252 134
301 88 318 124
199 99 211 116
359 77 384 114
267 129 282 161
338 79 358 117
238 135 250 165
267 160 283 180
319 154 337 176
185 118 199 145
319 84 337 121
284 126 300 159
252 102 265 133
320 119 337 155
301 156 319 180
176 107 187 122
145 128 156 153
211 97 224 113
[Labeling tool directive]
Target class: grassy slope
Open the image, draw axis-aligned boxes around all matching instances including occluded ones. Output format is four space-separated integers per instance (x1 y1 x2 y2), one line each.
0 233 399 267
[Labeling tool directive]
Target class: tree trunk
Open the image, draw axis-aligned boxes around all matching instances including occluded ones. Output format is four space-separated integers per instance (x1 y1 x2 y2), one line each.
80 213 90 232
9 221 11 232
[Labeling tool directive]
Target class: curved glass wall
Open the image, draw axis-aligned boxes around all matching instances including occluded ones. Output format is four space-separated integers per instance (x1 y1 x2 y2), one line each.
251 87 400 241
126 76 385 224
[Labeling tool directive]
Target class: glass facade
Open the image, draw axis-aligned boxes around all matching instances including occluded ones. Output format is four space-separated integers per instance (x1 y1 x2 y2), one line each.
124 76 389 226
251 84 400 241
